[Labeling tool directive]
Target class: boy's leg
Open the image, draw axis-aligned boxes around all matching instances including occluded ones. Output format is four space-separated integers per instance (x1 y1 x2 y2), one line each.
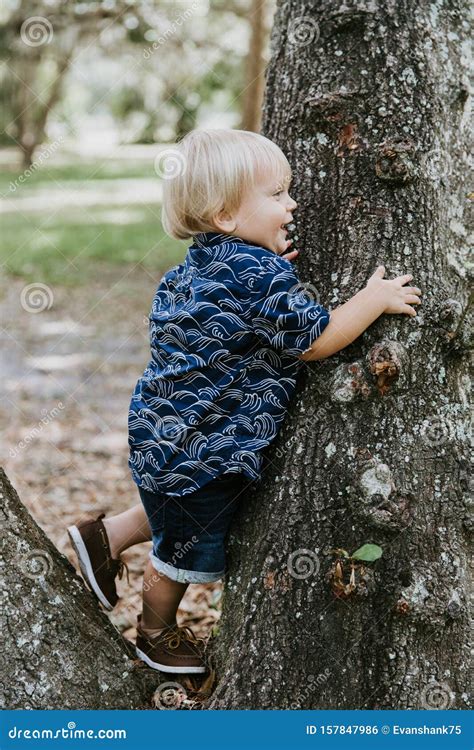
136 564 206 674
102 504 152 558
141 559 188 634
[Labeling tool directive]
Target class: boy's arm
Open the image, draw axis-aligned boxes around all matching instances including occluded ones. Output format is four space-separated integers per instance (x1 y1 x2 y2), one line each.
299 266 422 362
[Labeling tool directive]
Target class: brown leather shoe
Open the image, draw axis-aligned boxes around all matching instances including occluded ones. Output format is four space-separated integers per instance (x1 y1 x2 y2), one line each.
67 513 129 611
135 614 207 674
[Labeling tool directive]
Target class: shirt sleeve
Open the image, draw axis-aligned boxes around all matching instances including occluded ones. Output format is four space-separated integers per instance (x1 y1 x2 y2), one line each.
250 254 331 358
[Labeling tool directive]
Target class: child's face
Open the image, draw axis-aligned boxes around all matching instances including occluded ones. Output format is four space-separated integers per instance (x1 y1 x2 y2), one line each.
223 172 298 256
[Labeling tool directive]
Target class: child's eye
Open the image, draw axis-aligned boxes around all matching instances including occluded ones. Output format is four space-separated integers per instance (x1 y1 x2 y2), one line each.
273 191 283 197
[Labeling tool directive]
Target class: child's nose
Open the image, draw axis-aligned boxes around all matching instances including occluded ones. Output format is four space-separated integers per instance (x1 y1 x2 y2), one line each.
288 197 297 210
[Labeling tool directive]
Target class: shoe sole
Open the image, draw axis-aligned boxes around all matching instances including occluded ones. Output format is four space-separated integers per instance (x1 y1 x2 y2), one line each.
135 646 206 674
67 524 114 611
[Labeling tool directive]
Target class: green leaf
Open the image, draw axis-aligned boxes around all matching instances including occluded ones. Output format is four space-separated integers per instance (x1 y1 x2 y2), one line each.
351 544 383 562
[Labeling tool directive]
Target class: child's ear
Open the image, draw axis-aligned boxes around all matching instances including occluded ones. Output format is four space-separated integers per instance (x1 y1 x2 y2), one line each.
213 208 237 233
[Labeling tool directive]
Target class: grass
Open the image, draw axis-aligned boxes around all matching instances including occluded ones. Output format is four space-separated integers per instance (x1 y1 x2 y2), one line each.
0 157 157 192
0 156 187 285
1 204 186 285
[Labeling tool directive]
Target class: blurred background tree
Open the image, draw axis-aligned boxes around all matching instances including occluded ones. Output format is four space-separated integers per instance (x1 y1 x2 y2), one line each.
0 0 278 284
0 0 275 167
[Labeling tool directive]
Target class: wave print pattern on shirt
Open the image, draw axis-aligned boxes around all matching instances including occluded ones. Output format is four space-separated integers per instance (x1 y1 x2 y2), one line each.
128 232 330 497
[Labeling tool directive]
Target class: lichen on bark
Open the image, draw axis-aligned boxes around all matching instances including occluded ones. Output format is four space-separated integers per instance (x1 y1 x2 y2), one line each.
0 468 156 709
207 0 472 710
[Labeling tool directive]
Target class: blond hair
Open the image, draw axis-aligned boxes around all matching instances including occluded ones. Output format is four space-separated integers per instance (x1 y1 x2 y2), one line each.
160 128 291 240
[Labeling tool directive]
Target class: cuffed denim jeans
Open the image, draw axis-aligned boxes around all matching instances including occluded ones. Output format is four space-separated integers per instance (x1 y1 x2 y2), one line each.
138 471 249 583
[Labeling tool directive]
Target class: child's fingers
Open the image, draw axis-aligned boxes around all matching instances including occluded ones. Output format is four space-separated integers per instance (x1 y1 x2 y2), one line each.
399 274 414 285
281 249 299 261
405 294 422 304
405 286 422 295
403 304 417 316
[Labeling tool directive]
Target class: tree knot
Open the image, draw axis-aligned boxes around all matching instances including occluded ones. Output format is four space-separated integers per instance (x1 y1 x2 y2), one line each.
355 458 414 530
367 340 405 395
375 137 416 184
330 360 371 402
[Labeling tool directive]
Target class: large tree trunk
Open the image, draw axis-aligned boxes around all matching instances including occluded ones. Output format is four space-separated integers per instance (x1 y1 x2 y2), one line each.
0 468 156 709
207 0 471 709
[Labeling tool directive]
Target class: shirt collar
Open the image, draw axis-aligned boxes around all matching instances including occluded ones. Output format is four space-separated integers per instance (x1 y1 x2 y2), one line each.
191 231 244 249
190 231 276 258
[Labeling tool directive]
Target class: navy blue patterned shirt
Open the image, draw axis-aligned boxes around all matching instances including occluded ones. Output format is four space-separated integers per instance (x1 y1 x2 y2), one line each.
128 231 330 496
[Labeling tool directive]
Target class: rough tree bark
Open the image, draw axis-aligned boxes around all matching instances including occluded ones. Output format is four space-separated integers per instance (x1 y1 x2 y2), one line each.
0 469 157 709
208 0 472 709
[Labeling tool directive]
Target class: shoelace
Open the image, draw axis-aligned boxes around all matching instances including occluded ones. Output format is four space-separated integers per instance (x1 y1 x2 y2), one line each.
159 625 205 651
98 525 130 585
113 558 130 586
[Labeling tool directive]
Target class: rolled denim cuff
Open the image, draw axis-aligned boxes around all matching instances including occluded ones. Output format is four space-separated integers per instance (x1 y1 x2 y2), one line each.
149 549 225 583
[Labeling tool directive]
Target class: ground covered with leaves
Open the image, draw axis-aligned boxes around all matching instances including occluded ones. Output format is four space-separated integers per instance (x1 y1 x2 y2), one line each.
0 270 223 647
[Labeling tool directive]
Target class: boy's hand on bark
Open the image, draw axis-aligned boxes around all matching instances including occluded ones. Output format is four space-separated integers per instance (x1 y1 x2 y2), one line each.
280 238 299 262
281 248 299 261
366 265 422 317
